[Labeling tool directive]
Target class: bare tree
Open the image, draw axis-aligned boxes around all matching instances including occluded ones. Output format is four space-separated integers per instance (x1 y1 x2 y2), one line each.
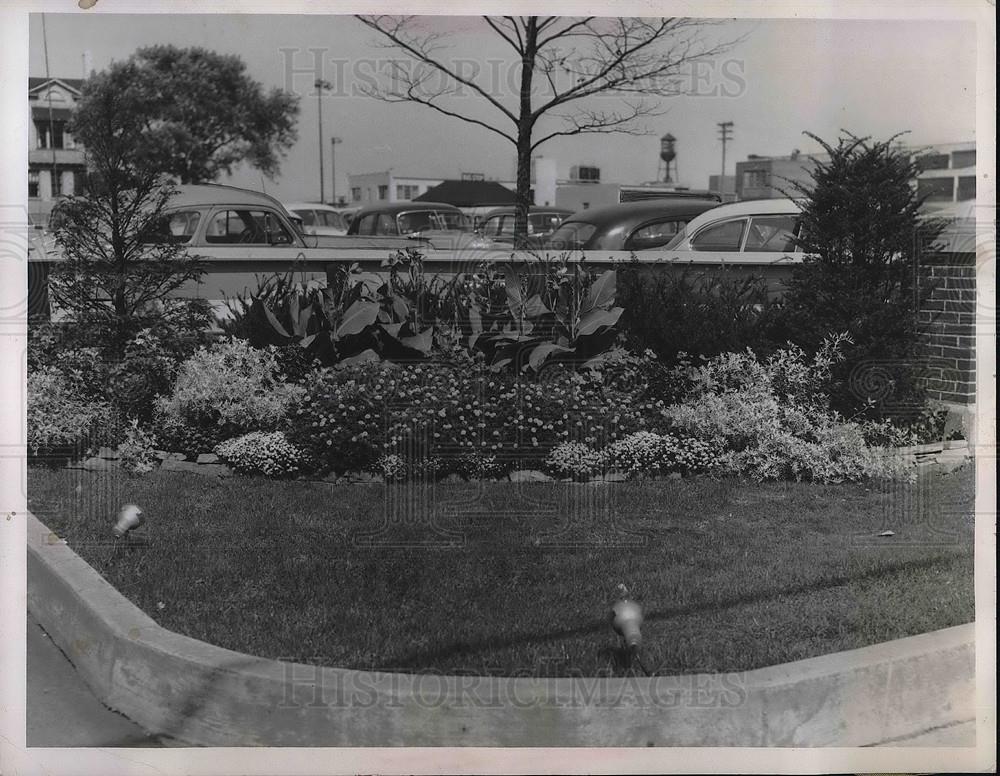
356 16 736 234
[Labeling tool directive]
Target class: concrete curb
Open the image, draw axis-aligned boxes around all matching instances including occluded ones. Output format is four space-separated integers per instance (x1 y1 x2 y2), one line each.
26 512 976 747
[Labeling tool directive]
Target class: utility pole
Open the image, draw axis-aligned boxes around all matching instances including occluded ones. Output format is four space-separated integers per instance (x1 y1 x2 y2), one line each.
330 137 342 205
315 79 331 203
717 121 734 198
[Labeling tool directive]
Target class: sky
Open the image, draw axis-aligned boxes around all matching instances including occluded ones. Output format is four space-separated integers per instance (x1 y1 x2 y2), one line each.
27 12 977 203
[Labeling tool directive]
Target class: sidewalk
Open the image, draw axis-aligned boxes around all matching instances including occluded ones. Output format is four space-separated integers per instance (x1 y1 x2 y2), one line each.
26 614 172 747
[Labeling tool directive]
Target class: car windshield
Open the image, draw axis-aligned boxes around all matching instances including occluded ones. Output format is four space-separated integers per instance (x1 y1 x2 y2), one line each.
546 221 598 249
397 210 466 234
317 211 347 230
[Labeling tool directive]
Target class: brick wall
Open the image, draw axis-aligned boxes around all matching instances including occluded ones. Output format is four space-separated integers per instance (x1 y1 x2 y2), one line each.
916 252 977 405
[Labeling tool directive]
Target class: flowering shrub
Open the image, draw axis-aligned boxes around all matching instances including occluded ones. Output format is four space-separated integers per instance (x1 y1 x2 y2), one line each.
288 361 660 475
603 431 718 476
662 339 914 483
27 367 115 456
375 453 408 481
155 339 304 454
118 419 159 475
545 442 604 480
215 432 305 478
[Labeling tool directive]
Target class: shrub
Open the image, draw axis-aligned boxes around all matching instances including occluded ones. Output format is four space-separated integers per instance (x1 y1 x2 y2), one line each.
27 367 116 456
545 442 604 480
771 131 945 420
617 263 778 366
215 432 305 478
118 418 159 475
662 340 915 483
155 339 304 454
604 431 718 477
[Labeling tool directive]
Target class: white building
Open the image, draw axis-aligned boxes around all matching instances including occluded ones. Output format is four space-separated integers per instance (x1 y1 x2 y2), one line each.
28 77 87 227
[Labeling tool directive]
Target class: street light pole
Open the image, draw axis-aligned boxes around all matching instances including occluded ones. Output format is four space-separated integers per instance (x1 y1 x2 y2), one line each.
717 121 734 198
315 78 331 203
330 137 343 205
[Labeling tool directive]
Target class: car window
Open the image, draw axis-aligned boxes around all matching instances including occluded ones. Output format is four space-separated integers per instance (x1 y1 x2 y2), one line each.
434 211 467 231
547 221 598 250
625 219 686 251
529 212 565 234
481 215 504 236
205 209 292 245
376 213 398 235
743 214 799 252
496 215 516 235
398 211 434 234
664 223 689 250
318 211 346 230
354 213 376 235
141 210 202 244
690 218 747 251
292 209 316 226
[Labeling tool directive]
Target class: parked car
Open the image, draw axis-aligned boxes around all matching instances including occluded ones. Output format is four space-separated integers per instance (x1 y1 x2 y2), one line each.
663 198 803 257
544 198 721 252
346 201 482 250
474 206 574 248
283 202 350 236
28 184 420 322
347 201 468 236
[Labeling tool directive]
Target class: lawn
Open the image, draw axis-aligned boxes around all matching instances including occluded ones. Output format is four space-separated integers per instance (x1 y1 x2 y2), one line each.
27 464 975 677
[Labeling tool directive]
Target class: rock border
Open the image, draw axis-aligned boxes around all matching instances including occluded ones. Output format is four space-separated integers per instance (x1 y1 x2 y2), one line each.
26 511 975 747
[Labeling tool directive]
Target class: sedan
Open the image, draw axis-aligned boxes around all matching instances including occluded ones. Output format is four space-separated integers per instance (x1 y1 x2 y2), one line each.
544 197 721 252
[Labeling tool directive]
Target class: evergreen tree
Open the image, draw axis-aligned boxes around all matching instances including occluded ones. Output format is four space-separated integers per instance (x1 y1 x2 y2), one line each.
774 131 945 419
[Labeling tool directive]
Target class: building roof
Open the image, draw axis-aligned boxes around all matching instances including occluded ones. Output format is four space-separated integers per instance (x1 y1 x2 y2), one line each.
28 77 85 95
414 179 516 207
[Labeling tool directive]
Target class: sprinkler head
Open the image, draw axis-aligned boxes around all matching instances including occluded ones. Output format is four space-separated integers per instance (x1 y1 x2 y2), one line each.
611 590 643 649
112 504 144 538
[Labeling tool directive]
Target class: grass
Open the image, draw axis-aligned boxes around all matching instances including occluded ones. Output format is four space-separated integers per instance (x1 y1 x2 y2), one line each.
27 464 975 677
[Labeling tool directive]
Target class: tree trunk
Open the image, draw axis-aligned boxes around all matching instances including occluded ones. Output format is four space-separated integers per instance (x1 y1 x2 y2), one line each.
513 19 538 238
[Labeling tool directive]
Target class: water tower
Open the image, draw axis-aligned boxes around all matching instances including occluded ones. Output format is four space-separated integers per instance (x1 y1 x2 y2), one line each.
659 133 677 183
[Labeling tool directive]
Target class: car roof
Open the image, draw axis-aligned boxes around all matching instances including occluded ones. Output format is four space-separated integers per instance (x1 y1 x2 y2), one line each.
168 184 290 212
561 198 722 228
678 197 803 233
283 202 347 212
351 201 463 217
481 206 574 217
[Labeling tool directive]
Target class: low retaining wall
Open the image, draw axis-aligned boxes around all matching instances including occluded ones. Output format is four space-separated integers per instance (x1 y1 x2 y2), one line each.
27 511 975 747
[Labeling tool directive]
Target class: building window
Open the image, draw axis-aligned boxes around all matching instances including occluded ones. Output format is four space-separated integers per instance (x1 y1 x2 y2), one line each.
351 187 362 202
915 153 949 171
571 165 600 182
34 120 66 150
28 171 40 198
377 185 388 200
743 169 768 189
917 177 955 203
951 150 976 169
957 176 976 201
396 184 418 200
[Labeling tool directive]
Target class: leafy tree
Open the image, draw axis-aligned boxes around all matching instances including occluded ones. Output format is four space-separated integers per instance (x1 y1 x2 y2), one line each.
773 131 945 419
73 45 299 183
356 16 736 234
51 60 209 355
